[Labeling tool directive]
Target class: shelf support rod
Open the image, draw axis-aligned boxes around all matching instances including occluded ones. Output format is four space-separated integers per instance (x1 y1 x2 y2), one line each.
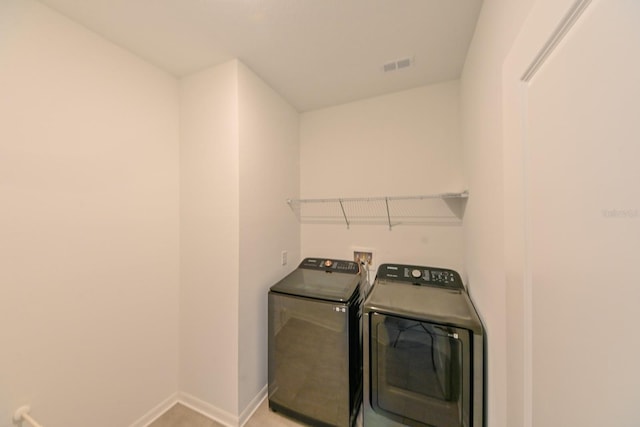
338 199 350 229
385 197 392 230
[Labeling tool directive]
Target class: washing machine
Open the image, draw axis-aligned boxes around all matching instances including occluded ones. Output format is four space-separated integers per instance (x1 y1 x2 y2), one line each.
363 263 485 427
268 257 364 427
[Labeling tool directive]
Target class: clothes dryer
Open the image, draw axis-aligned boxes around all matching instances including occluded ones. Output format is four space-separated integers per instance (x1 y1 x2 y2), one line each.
363 264 485 427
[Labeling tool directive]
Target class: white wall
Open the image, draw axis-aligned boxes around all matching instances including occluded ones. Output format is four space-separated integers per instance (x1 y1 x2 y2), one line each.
179 61 240 419
179 60 300 423
459 0 535 426
300 81 465 274
237 62 300 415
0 1 180 426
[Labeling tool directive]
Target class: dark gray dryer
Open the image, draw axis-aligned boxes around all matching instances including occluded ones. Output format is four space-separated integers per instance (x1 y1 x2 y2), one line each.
268 258 364 427
363 263 485 427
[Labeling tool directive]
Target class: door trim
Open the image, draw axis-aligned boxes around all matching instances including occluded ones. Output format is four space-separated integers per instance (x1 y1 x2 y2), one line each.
520 0 592 82
502 1 593 427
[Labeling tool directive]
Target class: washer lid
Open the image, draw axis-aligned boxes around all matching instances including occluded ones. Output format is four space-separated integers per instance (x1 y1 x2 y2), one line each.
270 258 361 302
365 279 483 334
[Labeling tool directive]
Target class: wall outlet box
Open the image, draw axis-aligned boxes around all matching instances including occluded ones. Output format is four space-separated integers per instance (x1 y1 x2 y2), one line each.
352 247 375 269
353 246 376 285
281 250 288 266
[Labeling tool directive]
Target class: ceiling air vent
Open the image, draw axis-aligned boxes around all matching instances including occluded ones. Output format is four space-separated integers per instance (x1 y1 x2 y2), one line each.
396 57 412 69
383 61 397 72
382 57 413 73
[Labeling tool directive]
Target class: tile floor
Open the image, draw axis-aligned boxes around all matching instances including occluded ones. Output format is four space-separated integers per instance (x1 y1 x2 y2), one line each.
148 398 306 427
148 403 222 427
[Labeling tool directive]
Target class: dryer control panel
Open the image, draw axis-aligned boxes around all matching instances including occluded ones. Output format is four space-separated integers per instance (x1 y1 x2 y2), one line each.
299 257 360 274
377 263 463 289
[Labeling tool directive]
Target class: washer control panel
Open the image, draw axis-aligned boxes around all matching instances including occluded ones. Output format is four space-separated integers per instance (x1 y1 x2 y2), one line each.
377 263 463 289
299 257 360 274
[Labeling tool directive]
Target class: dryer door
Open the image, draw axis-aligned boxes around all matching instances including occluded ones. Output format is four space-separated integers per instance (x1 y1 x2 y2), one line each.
369 312 471 427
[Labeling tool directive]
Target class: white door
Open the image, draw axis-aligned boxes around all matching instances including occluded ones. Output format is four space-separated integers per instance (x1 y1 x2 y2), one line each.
505 1 640 426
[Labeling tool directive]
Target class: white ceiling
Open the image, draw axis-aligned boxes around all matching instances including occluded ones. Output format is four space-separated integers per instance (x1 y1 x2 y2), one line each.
37 0 483 111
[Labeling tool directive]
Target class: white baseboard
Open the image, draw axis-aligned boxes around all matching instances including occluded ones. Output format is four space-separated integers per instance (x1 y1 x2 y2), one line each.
132 387 267 427
129 392 179 427
239 385 267 427
177 391 238 427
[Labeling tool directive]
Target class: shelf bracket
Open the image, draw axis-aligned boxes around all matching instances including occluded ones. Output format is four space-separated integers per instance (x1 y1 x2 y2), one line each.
338 199 350 229
385 197 392 230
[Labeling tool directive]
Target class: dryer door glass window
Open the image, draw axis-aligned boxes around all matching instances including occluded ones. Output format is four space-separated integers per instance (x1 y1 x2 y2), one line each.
370 313 471 427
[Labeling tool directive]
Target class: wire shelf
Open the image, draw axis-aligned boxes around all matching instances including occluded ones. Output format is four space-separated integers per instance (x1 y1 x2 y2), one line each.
287 192 468 229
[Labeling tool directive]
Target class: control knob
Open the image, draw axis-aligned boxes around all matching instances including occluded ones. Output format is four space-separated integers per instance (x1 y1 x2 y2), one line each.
411 269 422 279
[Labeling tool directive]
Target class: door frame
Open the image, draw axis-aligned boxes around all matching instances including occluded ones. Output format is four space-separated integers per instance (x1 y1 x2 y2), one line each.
502 1 593 426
